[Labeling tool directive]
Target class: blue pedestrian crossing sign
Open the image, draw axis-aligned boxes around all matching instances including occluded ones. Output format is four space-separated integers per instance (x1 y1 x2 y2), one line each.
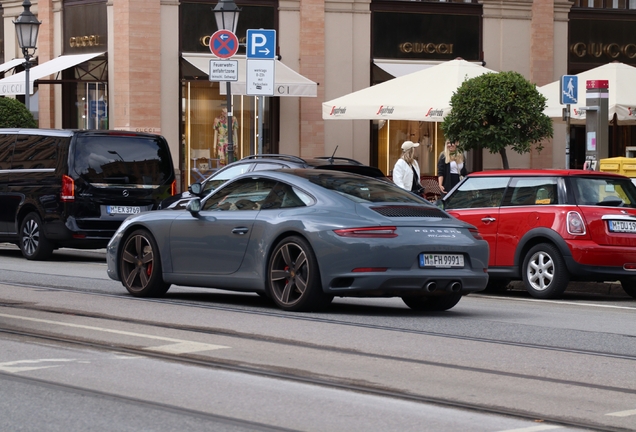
560 75 578 105
246 29 276 59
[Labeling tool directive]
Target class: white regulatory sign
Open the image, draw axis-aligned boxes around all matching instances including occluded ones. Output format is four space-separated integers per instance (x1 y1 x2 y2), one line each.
209 60 238 82
246 59 275 96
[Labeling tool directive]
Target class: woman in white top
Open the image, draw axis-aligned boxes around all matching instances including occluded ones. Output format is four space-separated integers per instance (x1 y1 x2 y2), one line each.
392 141 423 194
437 140 467 195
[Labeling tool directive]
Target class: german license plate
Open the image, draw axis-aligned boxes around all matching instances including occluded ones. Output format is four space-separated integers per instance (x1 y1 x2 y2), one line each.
107 205 141 215
420 254 464 268
608 220 636 233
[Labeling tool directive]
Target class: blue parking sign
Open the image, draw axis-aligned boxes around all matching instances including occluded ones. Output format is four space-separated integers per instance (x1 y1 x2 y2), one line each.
560 75 578 105
246 29 276 59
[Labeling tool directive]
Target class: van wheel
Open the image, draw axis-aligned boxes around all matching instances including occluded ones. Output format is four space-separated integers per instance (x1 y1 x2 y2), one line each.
120 229 170 297
402 293 462 311
522 243 569 299
20 213 54 261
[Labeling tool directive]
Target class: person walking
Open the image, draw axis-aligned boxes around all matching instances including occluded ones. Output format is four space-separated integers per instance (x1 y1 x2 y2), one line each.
393 141 423 194
438 140 467 195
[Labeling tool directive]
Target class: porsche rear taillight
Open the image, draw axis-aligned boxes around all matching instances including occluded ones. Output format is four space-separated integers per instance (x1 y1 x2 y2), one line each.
61 175 75 202
334 226 398 238
469 227 483 240
567 211 586 235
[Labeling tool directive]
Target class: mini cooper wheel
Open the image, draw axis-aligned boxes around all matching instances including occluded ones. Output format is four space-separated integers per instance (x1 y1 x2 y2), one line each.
20 212 54 261
619 278 636 299
522 243 569 299
120 229 170 297
402 293 463 311
267 236 331 311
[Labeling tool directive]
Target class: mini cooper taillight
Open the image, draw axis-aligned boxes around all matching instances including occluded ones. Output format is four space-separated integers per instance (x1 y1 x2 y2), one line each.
567 211 586 235
61 175 75 202
334 226 398 238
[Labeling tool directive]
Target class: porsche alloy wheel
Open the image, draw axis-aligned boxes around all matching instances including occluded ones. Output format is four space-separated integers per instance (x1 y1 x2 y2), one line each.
267 236 332 311
120 229 170 297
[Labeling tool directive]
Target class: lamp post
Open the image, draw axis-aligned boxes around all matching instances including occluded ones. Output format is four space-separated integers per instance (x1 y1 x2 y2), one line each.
213 0 240 164
13 0 41 112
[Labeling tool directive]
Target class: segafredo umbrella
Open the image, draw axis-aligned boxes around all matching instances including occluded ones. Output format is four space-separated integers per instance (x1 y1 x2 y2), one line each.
322 59 496 121
538 62 636 124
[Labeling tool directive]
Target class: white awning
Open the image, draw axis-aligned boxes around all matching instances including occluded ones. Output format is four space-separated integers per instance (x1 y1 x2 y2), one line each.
373 59 438 78
0 58 29 74
183 53 317 97
373 59 487 78
0 52 105 96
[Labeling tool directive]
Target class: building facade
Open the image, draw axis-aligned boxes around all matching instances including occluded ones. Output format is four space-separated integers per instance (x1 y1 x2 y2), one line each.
2 0 636 191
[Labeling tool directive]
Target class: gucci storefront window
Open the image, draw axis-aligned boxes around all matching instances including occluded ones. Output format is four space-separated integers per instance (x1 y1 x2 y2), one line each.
371 2 481 175
62 1 108 130
180 1 276 188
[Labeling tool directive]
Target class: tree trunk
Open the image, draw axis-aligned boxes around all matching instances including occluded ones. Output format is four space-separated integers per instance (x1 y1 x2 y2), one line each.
499 148 510 170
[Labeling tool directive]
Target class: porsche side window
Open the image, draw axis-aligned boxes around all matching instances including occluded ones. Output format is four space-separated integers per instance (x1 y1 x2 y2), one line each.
444 177 510 209
202 178 276 211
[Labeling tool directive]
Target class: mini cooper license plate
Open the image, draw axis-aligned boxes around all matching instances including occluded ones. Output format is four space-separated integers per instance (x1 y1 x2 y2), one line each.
608 220 636 233
420 254 464 268
107 205 141 215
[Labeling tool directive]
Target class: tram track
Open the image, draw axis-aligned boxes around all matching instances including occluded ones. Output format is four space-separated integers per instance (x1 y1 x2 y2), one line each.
0 326 629 432
2 280 636 363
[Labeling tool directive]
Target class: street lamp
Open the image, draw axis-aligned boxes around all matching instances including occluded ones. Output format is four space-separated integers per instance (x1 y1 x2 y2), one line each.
13 0 41 112
213 0 240 164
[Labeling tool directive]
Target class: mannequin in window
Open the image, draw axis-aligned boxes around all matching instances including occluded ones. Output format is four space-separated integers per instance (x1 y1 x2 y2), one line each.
214 108 239 165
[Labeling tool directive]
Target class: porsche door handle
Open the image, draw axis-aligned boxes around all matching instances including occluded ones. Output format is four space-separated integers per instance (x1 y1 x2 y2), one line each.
232 227 249 235
481 217 496 224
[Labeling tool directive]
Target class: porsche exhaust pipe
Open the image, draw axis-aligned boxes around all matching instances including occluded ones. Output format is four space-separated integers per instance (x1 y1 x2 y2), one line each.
450 281 462 292
424 281 437 292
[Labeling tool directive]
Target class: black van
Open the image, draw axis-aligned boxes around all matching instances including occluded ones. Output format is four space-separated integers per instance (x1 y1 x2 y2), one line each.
0 129 176 260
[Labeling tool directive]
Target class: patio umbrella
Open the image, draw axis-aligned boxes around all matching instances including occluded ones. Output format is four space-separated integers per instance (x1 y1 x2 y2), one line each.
322 59 496 121
538 62 636 124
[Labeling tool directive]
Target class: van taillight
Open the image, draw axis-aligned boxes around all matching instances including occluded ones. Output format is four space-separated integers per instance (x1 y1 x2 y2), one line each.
171 180 177 196
61 175 75 202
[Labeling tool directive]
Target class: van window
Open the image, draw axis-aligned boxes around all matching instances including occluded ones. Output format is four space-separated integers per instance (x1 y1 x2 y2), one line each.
12 135 61 170
72 135 172 186
0 134 16 170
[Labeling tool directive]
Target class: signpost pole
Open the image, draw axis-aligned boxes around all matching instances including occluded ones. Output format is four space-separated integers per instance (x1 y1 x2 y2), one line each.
565 104 570 169
560 75 578 169
227 82 234 163
258 96 265 154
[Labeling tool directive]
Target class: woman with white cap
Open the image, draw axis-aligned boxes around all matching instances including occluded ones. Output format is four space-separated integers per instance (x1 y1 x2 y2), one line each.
392 141 423 194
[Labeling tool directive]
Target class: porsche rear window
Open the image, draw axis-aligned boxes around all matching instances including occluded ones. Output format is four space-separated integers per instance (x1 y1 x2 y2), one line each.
304 172 427 204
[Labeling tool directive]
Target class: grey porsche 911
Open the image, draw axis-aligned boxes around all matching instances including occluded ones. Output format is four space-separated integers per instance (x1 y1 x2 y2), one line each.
107 169 489 312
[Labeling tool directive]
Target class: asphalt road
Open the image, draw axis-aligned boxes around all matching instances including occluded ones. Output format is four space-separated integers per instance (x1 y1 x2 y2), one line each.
0 244 635 431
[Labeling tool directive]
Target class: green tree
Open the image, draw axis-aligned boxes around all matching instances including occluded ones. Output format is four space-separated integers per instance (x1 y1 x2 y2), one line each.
442 71 553 169
0 97 37 128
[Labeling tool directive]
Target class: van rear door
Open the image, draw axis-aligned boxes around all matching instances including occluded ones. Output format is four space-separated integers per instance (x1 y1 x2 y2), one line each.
70 132 175 222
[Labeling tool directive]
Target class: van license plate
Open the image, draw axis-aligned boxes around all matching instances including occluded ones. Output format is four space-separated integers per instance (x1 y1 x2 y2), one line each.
420 254 464 268
108 205 141 215
608 220 636 233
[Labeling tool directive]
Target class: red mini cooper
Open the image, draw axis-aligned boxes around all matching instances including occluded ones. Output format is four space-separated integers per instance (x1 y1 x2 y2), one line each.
440 169 636 299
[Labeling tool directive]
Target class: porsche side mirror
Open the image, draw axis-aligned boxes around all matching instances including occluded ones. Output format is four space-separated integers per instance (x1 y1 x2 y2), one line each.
186 198 201 214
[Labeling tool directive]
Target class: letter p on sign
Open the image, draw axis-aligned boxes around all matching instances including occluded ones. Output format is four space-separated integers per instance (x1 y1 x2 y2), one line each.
246 29 276 59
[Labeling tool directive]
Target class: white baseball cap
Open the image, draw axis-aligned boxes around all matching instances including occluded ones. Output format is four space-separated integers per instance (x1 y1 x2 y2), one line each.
401 141 420 151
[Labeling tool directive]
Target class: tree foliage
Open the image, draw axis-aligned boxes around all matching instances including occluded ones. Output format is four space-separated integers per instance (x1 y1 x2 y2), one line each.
0 97 37 128
442 71 553 169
